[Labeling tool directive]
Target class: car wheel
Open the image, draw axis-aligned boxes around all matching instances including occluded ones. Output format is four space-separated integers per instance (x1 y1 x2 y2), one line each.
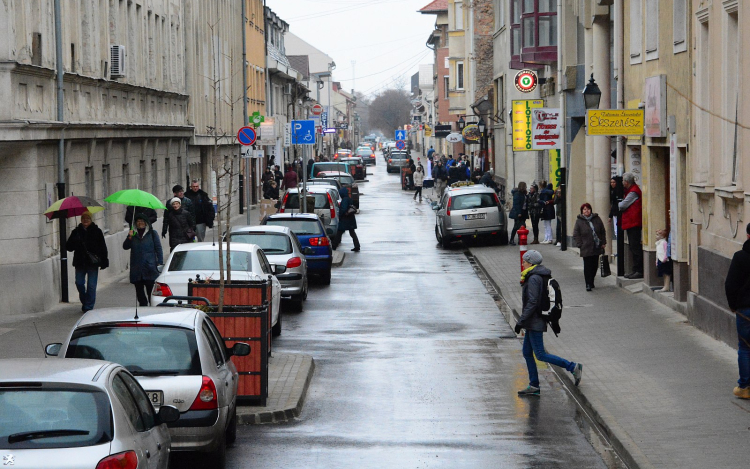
207 434 227 469
225 406 237 445
498 230 509 246
290 293 304 311
272 311 282 336
441 234 452 249
321 268 332 285
435 225 441 243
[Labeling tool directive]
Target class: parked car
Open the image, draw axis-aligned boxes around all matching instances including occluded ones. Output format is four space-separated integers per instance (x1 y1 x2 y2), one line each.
278 186 340 241
433 185 508 248
311 162 351 178
46 307 251 469
229 225 310 309
332 149 352 161
383 141 397 160
0 358 180 469
298 178 342 192
317 171 360 208
150 242 283 335
386 151 409 173
339 156 366 180
262 213 333 285
355 146 376 165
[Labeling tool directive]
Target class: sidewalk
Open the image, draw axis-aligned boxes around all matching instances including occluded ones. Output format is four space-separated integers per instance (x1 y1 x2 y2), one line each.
470 242 748 469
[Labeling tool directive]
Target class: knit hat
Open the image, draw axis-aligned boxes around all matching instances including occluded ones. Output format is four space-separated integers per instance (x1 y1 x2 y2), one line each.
170 197 181 206
523 250 543 265
81 210 93 219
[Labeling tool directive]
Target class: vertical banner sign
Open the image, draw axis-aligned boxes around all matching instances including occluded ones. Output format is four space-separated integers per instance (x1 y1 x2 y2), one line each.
531 108 561 150
549 149 561 189
512 100 544 152
669 133 678 258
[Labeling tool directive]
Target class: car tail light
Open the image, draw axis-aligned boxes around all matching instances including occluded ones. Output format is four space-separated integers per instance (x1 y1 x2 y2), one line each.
327 193 335 219
153 282 173 297
493 193 501 205
279 192 290 213
189 376 218 411
309 236 330 247
286 257 302 268
96 451 138 469
446 197 452 216
389 159 392 163
334 153 338 159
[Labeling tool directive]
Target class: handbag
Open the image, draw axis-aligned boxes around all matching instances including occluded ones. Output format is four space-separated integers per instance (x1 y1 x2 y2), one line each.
344 205 357 216
186 227 197 240
600 254 611 278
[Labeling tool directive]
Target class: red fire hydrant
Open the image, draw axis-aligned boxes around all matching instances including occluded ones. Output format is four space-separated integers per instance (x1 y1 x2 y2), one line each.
518 225 529 272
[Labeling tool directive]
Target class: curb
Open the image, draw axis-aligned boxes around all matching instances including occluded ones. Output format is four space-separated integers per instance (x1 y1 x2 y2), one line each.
331 251 345 267
237 355 315 425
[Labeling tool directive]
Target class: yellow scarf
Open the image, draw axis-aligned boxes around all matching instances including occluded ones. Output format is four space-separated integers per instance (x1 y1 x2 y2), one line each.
520 264 536 285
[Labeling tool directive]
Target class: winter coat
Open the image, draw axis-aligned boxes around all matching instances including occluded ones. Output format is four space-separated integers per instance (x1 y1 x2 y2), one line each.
123 220 163 283
67 222 109 270
539 184 556 220
725 239 750 311
124 206 158 225
609 177 624 219
518 265 552 332
509 189 528 220
479 172 498 191
337 187 357 231
526 190 541 218
282 170 298 190
448 165 463 184
433 164 448 181
263 181 279 200
161 208 196 248
184 189 215 227
573 213 607 258
165 195 194 219
413 169 425 187
619 183 643 230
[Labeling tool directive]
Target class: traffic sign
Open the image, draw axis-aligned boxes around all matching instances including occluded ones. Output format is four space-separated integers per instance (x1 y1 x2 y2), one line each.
291 120 316 145
515 69 538 93
311 104 323 115
237 126 257 146
395 140 406 150
321 111 328 127
395 129 407 141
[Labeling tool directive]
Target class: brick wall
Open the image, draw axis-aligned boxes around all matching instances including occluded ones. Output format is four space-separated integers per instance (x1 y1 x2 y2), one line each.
473 0 494 99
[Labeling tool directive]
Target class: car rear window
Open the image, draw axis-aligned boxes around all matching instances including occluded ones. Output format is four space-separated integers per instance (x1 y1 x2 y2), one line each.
313 163 347 175
356 149 371 156
0 387 111 449
284 193 330 209
232 233 292 254
167 250 254 272
451 193 498 210
66 326 201 376
265 219 324 236
390 153 407 160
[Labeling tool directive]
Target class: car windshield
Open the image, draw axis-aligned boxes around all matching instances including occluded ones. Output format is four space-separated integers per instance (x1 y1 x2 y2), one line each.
451 193 498 210
266 219 324 236
167 250 254 272
284 193 330 209
66 326 201 376
232 233 292 254
0 388 111 449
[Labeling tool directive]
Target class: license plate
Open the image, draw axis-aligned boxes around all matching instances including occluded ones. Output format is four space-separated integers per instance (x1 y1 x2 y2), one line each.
464 213 486 220
146 391 164 407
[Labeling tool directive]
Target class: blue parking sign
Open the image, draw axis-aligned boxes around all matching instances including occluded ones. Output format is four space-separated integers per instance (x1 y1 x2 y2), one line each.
291 120 316 145
395 130 407 141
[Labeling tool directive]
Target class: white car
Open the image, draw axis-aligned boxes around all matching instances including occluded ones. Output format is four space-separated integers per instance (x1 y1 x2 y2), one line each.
151 242 283 335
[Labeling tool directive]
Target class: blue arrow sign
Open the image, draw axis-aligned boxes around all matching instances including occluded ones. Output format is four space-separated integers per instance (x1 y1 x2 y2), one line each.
395 130 407 141
291 120 316 145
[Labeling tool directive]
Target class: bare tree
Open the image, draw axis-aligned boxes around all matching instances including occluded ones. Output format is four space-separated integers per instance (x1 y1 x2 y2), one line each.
368 88 411 136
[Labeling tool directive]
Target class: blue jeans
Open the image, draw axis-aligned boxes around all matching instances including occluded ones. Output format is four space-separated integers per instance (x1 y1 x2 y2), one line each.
737 309 750 388
522 331 576 388
75 267 99 311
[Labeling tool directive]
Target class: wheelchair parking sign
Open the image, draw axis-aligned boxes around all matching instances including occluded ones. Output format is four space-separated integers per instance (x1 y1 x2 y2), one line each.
291 120 316 145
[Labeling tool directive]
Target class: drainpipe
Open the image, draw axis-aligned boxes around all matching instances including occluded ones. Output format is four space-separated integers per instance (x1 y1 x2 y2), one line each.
54 0 68 302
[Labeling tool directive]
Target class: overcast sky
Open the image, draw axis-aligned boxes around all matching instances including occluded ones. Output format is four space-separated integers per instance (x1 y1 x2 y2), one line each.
266 0 437 98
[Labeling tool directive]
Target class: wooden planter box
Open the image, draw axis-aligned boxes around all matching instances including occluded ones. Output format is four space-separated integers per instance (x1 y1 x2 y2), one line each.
188 280 272 406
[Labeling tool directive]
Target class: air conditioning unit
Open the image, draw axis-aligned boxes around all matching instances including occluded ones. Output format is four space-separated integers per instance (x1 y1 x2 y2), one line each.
110 45 126 78
283 83 292 95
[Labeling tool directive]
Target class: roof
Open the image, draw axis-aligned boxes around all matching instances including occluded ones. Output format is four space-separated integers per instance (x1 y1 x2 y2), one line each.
419 0 448 13
76 307 201 329
0 358 113 384
230 225 291 235
287 55 310 80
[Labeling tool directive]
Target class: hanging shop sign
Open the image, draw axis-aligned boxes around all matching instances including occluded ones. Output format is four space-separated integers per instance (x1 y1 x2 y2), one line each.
586 109 645 136
515 69 538 93
512 99 544 151
461 124 481 142
446 133 463 143
434 125 452 138
531 108 561 149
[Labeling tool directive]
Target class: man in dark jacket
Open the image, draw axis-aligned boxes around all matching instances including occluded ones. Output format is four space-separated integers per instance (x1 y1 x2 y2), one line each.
162 198 196 252
725 222 750 399
184 179 215 242
123 213 163 306
515 250 582 396
433 159 448 197
66 211 109 312
281 165 298 191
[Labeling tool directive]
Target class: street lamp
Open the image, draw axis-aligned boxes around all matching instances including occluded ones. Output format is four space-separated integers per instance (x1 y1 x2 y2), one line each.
477 118 486 135
582 74 602 110
457 116 465 131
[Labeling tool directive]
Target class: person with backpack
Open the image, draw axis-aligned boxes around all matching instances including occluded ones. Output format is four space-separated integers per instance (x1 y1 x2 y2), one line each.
515 250 583 396
572 202 607 291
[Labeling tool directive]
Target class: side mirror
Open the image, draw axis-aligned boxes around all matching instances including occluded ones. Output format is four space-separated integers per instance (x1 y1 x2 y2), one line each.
45 343 62 357
227 342 251 357
303 247 314 255
155 405 180 425
157 265 164 273
272 264 287 275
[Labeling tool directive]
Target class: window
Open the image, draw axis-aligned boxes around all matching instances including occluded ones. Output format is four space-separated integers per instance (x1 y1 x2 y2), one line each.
725 10 739 183
139 160 146 191
454 1 464 29
456 61 464 90
122 163 130 192
101 165 110 231
202 321 225 367
673 0 687 54
494 0 504 29
85 166 94 198
164 158 171 190
112 375 146 432
495 77 504 118
645 0 658 60
510 0 557 67
118 372 156 430
257 251 273 275
151 159 157 194
630 0 643 64
444 76 449 98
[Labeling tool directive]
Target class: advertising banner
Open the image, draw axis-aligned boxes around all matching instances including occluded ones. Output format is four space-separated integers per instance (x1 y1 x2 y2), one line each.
512 99 544 151
549 149 561 189
586 110 645 136
531 108 561 150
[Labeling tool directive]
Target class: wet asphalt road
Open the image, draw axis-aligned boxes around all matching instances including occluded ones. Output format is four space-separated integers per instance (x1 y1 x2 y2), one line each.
220 155 609 468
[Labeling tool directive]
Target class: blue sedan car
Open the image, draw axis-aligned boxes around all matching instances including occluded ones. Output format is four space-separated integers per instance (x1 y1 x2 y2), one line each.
262 213 333 285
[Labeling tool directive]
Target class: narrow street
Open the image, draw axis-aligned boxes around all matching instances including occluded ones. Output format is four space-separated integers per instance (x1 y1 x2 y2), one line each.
221 155 609 468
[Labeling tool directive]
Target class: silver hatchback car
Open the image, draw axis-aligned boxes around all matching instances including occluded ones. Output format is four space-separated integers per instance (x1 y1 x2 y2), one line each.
279 186 340 240
433 185 508 248
0 358 179 469
46 307 251 469
229 225 311 309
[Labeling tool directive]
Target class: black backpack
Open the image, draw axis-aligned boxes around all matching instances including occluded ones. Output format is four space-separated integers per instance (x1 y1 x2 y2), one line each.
539 276 563 336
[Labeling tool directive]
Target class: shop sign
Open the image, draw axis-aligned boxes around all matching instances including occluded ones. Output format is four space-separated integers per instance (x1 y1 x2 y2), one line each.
531 108 561 149
586 109 645 136
512 99 544 151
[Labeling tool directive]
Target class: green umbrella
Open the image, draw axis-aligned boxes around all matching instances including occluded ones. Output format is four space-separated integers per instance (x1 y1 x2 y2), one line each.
104 189 167 210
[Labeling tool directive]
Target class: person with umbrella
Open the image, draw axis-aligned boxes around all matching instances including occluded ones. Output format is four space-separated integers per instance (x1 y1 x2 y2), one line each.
66 211 109 312
123 213 163 306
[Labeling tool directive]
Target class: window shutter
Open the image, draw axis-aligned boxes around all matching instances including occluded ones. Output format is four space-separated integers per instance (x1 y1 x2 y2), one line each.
673 0 687 53
629 0 642 63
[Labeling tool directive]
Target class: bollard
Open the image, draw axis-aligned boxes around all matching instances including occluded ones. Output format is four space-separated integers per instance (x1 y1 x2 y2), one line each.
518 225 529 272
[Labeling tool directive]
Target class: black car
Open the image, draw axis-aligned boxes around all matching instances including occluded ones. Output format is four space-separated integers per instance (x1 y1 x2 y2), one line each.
339 157 366 180
355 147 376 165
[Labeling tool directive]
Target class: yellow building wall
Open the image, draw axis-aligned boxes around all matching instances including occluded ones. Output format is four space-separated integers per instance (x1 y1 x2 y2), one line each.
246 0 266 119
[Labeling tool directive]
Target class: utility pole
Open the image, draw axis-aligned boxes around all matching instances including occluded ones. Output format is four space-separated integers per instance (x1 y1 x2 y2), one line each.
242 0 249 223
54 0 68 301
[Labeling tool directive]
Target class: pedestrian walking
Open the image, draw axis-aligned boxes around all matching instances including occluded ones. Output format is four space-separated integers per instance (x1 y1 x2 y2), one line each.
164 185 194 218
123 213 163 306
184 179 215 242
433 159 448 198
515 250 583 396
508 182 528 246
618 172 643 278
572 203 607 291
407 158 417 190
726 222 750 399
162 198 196 252
337 187 360 252
274 165 283 186
66 211 109 312
413 165 425 202
448 161 462 186
527 184 541 244
539 183 555 243
427 146 435 161
608 176 624 239
281 164 298 192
